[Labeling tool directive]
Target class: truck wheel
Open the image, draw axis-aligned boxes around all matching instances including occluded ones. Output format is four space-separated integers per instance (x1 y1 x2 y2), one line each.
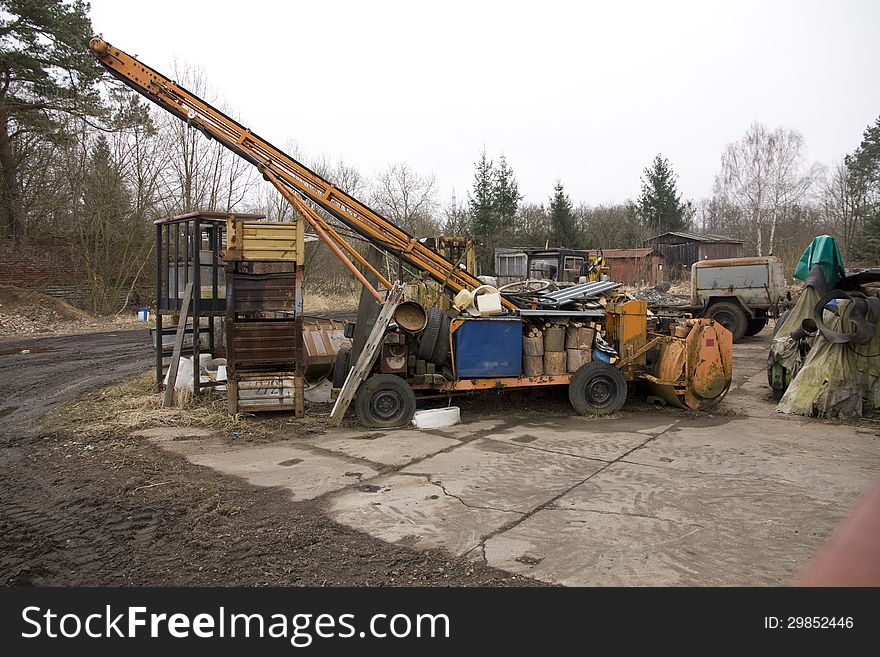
417 307 444 360
430 312 451 366
706 302 748 341
356 374 416 428
745 316 768 336
568 362 627 415
332 346 351 389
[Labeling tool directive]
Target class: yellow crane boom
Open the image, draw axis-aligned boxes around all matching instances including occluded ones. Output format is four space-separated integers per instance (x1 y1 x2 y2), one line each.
88 37 517 310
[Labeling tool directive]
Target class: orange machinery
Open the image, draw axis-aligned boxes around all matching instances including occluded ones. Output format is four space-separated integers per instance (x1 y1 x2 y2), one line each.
89 37 732 425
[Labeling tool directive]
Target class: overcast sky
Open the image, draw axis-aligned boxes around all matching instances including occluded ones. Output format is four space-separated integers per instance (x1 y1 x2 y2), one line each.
89 0 880 209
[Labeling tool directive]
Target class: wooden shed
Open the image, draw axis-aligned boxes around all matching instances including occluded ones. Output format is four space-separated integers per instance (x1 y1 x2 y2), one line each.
586 248 665 285
643 231 744 274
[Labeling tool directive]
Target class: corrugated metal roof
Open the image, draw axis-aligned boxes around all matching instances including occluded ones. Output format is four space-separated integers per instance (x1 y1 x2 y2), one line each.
538 280 621 305
644 231 744 244
587 248 658 259
154 211 267 225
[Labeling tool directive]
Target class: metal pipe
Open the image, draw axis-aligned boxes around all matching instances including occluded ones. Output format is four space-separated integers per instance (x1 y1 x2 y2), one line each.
268 169 392 290
155 223 163 388
316 217 393 290
262 170 385 302
303 208 384 303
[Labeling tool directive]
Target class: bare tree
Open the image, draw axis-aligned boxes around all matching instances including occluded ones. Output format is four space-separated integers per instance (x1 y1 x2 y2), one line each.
823 160 864 259
371 162 438 235
441 191 470 236
156 63 257 216
577 203 647 249
714 122 821 255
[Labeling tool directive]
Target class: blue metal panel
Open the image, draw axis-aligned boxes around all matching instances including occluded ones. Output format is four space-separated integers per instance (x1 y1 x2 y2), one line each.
453 317 522 378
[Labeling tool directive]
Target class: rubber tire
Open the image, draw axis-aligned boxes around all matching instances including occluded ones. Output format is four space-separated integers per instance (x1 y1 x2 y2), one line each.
418 307 445 361
332 346 351 389
705 301 748 342
355 374 417 429
568 362 628 415
430 312 451 366
745 316 768 336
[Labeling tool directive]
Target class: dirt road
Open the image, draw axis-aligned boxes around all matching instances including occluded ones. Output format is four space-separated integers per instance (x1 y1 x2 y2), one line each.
0 330 535 586
0 330 153 433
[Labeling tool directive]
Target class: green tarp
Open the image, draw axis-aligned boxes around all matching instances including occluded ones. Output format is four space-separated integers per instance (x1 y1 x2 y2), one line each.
776 301 864 418
793 235 845 288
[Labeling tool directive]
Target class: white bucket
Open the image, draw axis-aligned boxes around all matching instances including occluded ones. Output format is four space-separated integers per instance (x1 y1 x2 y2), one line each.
412 406 461 430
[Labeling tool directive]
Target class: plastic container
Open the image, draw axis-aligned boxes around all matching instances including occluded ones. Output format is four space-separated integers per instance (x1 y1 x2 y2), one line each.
465 284 501 316
197 353 213 372
594 349 611 363
136 307 150 322
476 292 503 315
453 317 522 377
413 407 461 430
453 289 473 311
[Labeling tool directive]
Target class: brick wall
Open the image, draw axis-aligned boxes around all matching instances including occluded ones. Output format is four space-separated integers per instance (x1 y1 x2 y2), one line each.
0 240 90 308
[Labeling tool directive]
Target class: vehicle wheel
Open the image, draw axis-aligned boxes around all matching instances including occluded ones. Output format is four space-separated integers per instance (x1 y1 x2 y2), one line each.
332 346 351 389
568 362 627 415
430 312 451 366
745 316 768 336
418 307 445 360
355 374 416 428
705 301 748 341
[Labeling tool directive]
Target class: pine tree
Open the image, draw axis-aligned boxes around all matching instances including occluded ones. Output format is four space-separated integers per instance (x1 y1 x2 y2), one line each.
637 154 689 236
549 180 579 247
494 155 521 223
468 150 497 273
850 116 880 260
492 154 521 251
0 0 105 237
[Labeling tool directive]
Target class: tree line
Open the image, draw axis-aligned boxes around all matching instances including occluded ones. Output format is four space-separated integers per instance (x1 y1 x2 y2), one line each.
1 1 878 313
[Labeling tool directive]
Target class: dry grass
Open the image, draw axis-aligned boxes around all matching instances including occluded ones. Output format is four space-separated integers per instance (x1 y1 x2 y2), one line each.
303 290 359 313
43 372 255 437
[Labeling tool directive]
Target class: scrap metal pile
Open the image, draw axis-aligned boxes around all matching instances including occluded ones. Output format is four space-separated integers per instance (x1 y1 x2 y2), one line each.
498 279 622 313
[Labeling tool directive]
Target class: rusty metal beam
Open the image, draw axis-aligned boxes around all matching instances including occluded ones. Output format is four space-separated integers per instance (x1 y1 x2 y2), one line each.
262 170 384 303
89 38 517 309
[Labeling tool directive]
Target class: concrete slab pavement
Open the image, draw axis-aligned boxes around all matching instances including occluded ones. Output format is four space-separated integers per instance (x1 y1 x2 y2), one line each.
142 329 880 585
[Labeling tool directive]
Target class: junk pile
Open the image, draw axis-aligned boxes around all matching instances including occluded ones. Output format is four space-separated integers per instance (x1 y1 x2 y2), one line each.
770 236 880 419
631 284 689 306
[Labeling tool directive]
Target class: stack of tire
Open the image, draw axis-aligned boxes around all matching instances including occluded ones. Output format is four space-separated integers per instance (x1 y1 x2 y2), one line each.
417 307 451 367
